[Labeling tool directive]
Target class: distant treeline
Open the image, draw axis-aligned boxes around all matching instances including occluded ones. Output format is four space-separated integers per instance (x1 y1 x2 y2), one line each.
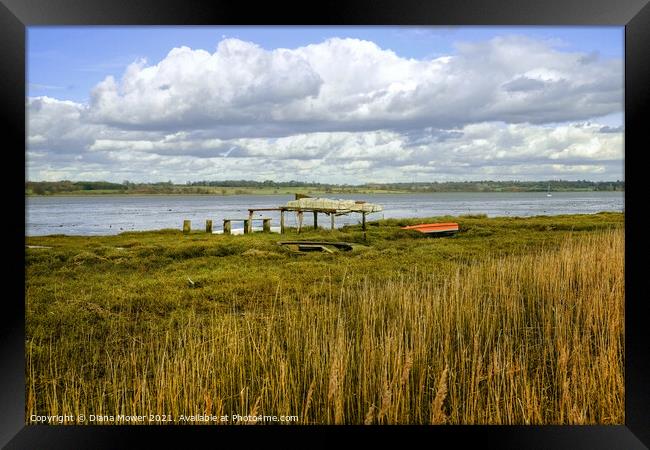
26 179 624 195
25 180 204 195
26 180 127 195
188 179 329 188
359 180 625 192
187 179 624 191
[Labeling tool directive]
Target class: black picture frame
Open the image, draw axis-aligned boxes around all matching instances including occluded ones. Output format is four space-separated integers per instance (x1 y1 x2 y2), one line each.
2 0 648 448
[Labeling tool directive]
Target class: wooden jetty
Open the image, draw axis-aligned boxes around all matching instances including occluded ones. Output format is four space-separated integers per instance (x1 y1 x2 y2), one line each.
247 195 383 235
246 207 340 234
182 194 383 237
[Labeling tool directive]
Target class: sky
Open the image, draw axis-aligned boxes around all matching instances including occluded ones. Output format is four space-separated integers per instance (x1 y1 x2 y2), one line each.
26 26 624 184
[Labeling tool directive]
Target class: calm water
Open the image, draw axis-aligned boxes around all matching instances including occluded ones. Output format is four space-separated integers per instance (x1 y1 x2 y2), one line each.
25 192 624 236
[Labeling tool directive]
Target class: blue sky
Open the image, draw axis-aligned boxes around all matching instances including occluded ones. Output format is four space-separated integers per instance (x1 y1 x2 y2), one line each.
28 26 623 103
26 26 624 183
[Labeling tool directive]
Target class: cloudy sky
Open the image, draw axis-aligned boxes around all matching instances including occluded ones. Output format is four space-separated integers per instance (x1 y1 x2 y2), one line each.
27 26 624 184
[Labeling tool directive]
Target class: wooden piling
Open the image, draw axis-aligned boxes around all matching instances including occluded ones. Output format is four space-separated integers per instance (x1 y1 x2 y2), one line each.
280 210 285 234
313 211 318 229
248 210 254 234
223 220 231 235
243 219 250 234
297 211 304 234
183 220 191 234
205 219 213 233
263 218 271 232
331 213 335 230
362 212 367 240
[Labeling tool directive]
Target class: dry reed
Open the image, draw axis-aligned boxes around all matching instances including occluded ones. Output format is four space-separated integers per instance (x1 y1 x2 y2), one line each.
26 229 624 424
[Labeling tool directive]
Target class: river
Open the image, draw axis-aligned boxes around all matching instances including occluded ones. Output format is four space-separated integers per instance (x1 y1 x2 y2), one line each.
25 191 624 236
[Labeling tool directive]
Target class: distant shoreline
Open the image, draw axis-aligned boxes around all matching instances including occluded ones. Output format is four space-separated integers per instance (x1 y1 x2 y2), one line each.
25 188 625 197
25 180 625 197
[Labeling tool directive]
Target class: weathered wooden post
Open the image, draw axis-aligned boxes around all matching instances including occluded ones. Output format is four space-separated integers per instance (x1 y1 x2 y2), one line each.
313 211 318 229
362 212 367 240
183 220 191 234
248 210 254 234
297 211 303 234
263 218 271 232
205 219 213 233
243 219 250 234
280 209 285 234
331 213 335 230
223 219 231 235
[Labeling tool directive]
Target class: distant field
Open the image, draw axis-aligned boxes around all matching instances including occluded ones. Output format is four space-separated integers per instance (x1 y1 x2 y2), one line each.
25 180 624 196
25 212 624 424
25 186 412 196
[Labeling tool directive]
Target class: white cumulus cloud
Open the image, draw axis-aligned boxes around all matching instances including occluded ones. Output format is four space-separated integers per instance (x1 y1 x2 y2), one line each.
81 36 622 136
27 34 624 183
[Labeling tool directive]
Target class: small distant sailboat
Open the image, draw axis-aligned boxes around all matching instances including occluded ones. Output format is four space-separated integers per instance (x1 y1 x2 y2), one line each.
546 183 552 197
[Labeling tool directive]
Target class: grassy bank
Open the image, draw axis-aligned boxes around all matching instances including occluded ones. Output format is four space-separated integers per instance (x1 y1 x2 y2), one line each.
25 212 624 424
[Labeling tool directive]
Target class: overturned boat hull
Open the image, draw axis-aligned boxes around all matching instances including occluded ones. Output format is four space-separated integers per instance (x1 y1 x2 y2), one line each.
401 222 460 235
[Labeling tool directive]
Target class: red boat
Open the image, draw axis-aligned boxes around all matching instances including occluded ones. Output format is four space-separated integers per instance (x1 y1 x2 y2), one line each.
401 222 460 235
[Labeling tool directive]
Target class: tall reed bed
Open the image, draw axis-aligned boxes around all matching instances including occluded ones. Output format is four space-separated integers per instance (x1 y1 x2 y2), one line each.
26 229 624 424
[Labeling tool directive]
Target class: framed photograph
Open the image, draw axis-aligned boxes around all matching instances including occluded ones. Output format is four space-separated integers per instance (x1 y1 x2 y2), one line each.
3 0 648 447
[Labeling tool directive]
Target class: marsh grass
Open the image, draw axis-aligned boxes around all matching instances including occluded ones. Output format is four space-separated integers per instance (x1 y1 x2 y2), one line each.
25 213 624 424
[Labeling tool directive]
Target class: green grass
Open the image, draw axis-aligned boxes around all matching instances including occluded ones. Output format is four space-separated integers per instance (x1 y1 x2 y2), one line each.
25 212 624 424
